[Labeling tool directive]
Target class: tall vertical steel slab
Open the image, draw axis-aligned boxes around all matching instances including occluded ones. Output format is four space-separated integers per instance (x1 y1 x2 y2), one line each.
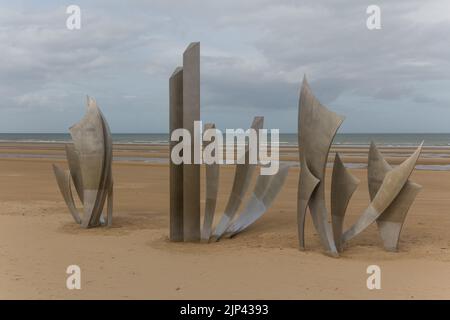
169 67 184 241
182 42 201 242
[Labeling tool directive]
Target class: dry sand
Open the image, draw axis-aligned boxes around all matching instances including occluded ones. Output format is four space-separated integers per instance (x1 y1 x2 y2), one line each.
1 143 450 299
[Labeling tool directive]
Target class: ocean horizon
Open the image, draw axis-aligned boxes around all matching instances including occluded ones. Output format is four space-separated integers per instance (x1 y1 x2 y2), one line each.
0 133 449 147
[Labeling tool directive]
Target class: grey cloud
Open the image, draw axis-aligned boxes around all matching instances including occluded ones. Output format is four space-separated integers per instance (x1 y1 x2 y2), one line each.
0 0 449 132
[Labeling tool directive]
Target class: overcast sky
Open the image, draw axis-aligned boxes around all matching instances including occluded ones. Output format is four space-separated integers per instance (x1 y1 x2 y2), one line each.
0 0 449 133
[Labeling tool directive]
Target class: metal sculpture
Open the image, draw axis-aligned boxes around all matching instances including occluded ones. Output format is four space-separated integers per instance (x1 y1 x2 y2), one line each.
206 117 289 242
297 76 422 255
53 96 113 228
365 142 422 251
341 142 422 244
169 42 288 244
211 116 264 241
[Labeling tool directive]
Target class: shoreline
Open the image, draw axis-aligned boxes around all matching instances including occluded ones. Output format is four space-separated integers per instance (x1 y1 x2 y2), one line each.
0 140 449 147
0 142 450 170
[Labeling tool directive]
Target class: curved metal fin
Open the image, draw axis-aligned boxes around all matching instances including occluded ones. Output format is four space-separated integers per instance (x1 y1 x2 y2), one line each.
92 102 113 227
104 180 114 227
262 163 290 208
342 142 423 243
297 154 319 250
298 76 344 256
52 164 82 224
70 96 105 228
201 123 220 242
331 153 359 252
211 116 264 241
298 76 345 179
225 163 290 237
377 182 421 251
368 142 422 251
65 144 84 203
367 141 392 200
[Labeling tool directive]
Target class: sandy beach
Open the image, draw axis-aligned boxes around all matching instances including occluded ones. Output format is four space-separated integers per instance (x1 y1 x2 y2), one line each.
1 142 450 299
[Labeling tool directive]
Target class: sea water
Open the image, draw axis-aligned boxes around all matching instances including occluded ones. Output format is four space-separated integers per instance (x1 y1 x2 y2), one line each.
0 133 449 147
